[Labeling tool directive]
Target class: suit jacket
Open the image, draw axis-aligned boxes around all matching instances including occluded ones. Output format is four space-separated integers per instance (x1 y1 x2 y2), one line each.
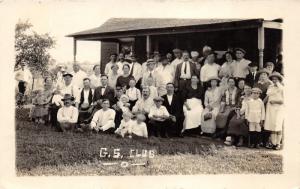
161 93 183 116
93 85 115 105
174 61 197 88
245 72 259 87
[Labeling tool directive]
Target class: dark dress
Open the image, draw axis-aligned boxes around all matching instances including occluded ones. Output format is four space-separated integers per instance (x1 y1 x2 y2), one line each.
253 80 272 100
182 84 204 105
116 75 134 90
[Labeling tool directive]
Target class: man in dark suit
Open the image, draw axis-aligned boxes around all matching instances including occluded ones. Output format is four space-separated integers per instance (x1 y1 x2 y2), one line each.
77 78 94 125
161 83 184 137
245 62 259 87
174 50 197 92
93 74 115 110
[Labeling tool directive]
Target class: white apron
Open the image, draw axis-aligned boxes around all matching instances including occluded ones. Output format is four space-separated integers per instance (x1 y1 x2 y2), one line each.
183 98 203 131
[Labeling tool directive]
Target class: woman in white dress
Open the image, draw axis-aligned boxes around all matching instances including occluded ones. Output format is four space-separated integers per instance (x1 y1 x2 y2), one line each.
201 77 223 135
264 72 284 150
182 75 205 135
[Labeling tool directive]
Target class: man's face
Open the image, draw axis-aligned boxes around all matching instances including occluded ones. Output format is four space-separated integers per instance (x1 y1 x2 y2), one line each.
64 99 72 107
116 89 124 98
249 66 258 73
119 54 124 61
110 55 117 62
174 52 181 58
182 53 189 61
94 65 101 74
63 76 72 85
166 53 172 61
73 64 80 72
147 63 155 71
83 79 90 89
203 50 211 57
162 59 168 66
235 51 244 59
101 76 108 86
142 88 150 98
166 84 174 94
101 101 110 109
154 55 160 62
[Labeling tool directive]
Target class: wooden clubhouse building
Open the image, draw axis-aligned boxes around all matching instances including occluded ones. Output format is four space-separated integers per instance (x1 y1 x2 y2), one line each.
67 18 282 72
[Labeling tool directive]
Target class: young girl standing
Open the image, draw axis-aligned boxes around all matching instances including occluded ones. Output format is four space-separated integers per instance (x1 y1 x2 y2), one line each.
264 72 284 150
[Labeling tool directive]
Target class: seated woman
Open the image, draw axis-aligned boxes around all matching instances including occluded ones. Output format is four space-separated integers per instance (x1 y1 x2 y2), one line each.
215 77 238 139
225 84 252 146
57 94 79 132
182 75 204 136
201 77 223 136
116 64 135 91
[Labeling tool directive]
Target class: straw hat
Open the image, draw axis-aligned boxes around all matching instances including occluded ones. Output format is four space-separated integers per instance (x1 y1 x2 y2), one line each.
251 87 262 93
269 72 283 82
234 47 246 54
153 96 164 102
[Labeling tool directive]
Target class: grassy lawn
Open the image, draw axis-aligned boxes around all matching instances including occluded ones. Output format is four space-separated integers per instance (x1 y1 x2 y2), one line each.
15 108 282 175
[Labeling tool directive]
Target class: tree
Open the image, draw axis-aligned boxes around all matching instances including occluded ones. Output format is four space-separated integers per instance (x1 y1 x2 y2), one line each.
15 19 56 75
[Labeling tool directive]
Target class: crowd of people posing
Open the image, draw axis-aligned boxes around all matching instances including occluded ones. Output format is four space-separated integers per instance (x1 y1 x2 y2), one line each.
19 46 284 150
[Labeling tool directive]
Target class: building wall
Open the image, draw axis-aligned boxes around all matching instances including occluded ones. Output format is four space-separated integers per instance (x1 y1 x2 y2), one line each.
100 41 118 73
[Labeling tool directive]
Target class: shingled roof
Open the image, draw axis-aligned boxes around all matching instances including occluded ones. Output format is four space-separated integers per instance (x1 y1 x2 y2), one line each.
67 18 265 38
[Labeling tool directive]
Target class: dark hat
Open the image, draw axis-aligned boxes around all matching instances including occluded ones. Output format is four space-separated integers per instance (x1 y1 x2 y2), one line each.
61 94 75 101
63 72 73 77
248 62 258 67
115 86 123 90
269 72 283 81
153 96 164 102
235 47 246 54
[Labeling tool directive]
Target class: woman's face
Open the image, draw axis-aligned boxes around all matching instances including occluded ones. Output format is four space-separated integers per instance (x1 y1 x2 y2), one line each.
235 51 244 59
123 66 130 74
211 80 218 87
228 79 235 88
207 54 215 63
244 86 252 95
238 80 245 90
94 66 101 74
266 64 274 72
271 76 279 84
225 53 232 62
260 73 268 80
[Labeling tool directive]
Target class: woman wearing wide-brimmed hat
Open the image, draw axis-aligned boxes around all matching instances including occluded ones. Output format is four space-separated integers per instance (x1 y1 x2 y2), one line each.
201 76 223 135
264 72 284 150
253 68 273 100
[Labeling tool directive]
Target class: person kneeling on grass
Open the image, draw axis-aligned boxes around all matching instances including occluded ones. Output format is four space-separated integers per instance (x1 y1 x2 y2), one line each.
131 113 148 138
57 94 79 132
115 111 134 138
148 96 170 138
90 99 116 133
245 87 265 148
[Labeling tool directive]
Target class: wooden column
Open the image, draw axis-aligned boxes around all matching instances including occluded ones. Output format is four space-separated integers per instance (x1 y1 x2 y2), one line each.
146 35 151 58
258 26 265 69
73 38 77 63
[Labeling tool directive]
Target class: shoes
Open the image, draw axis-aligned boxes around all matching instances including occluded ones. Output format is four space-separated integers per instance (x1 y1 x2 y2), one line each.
236 138 244 147
255 144 261 149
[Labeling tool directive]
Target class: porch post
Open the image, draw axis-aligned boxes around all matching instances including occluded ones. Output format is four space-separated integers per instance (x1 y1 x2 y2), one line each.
146 35 151 58
73 38 77 63
258 26 265 70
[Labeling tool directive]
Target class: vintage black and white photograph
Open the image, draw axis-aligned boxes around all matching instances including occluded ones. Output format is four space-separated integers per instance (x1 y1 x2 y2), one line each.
12 7 287 176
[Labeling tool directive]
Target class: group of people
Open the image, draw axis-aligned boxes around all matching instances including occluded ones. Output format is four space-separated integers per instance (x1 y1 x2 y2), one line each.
18 45 284 150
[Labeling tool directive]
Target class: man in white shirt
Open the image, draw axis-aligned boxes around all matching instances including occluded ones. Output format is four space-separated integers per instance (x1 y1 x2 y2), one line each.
116 53 129 73
200 52 221 88
57 94 79 132
128 54 142 84
171 48 183 70
132 86 154 115
148 96 170 137
156 56 175 96
90 99 116 133
141 59 159 87
71 63 87 90
61 73 80 108
231 48 251 79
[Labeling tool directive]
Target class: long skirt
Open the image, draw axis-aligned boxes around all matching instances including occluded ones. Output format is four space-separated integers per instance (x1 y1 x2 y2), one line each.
216 106 235 129
264 103 284 132
183 98 203 131
227 114 248 137
31 105 48 118
201 106 220 134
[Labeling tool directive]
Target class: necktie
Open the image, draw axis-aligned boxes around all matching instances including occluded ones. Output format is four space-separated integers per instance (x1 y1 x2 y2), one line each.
184 62 187 74
149 72 153 78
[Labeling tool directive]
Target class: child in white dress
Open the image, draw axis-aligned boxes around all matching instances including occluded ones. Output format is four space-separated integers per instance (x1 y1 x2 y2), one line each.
244 87 265 148
115 111 134 138
131 113 148 138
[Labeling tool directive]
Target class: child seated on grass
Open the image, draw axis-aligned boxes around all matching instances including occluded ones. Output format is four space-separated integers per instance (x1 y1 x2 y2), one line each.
114 111 134 138
245 87 265 148
131 113 148 138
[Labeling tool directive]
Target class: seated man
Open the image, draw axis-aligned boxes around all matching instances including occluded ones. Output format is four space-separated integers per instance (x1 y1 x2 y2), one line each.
148 96 170 138
90 99 116 133
57 94 79 132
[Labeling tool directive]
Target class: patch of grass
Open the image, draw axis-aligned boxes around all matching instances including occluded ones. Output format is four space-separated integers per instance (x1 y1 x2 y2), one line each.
15 108 282 175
